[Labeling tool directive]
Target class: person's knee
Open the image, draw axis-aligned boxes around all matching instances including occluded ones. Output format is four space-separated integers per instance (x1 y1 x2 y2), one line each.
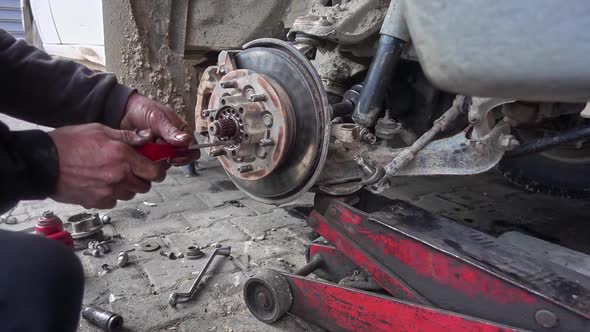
5 231 84 296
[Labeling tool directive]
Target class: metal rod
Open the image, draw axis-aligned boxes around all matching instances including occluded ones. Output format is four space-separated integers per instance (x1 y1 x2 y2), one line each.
295 255 324 276
505 125 590 158
187 141 235 150
352 35 406 128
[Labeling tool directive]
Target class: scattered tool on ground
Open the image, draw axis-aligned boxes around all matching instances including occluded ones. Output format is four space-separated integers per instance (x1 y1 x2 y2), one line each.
136 141 235 162
81 305 124 332
169 246 231 307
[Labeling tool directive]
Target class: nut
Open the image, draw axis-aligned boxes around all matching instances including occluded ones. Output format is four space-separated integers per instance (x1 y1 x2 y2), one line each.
262 114 274 127
117 252 129 268
238 165 253 173
258 138 274 147
186 246 204 260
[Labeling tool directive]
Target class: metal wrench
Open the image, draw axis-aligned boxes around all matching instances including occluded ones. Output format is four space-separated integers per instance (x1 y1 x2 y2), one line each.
168 246 231 306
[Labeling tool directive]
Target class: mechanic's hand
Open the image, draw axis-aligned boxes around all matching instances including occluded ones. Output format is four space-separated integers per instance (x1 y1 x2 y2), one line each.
120 93 200 166
48 123 166 209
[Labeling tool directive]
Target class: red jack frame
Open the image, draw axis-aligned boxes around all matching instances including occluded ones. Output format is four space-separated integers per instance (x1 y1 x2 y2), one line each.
244 191 590 331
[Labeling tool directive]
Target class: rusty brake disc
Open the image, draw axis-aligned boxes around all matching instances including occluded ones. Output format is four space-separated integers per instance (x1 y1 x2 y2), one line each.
195 39 330 204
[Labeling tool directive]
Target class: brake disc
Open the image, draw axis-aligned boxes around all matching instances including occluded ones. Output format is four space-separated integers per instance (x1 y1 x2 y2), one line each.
195 39 331 204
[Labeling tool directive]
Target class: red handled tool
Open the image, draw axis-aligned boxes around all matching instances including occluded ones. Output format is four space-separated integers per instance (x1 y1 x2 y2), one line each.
136 141 234 161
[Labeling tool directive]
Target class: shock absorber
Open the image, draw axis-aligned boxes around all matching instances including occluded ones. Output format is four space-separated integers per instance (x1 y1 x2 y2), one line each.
352 2 410 128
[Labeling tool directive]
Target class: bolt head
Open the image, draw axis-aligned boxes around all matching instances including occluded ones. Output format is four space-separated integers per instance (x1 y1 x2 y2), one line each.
535 309 558 328
256 146 267 159
263 114 273 127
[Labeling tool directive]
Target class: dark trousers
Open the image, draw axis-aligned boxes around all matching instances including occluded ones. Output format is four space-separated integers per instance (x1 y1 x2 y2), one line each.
0 229 84 332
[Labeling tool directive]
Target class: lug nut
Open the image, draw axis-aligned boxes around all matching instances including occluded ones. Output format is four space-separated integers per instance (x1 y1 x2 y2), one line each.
220 81 238 89
362 131 377 145
263 114 274 127
249 93 267 102
256 147 267 158
259 138 274 147
238 165 253 173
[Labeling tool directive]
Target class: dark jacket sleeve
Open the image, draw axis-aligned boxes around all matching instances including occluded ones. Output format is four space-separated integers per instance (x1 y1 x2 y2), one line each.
0 29 135 128
0 29 135 213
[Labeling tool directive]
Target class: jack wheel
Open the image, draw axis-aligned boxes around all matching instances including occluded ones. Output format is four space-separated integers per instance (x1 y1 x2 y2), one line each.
244 270 293 324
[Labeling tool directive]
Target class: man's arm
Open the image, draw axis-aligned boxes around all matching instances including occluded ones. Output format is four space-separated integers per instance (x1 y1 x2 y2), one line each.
0 29 134 128
0 30 198 213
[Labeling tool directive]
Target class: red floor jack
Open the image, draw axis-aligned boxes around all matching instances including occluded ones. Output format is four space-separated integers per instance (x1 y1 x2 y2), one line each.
243 191 590 331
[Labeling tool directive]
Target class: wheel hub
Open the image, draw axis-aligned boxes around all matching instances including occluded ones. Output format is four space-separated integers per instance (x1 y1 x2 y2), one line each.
195 39 330 204
203 69 296 180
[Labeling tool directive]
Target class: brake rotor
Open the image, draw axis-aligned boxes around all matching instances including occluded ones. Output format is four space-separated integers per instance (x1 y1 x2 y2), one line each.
195 39 330 204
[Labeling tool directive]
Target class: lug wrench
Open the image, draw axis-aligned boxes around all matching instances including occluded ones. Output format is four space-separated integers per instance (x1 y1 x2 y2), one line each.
168 246 231 306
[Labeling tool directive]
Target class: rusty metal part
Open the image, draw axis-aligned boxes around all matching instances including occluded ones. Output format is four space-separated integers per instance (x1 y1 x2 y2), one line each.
200 68 296 181
195 39 331 204
370 96 468 192
469 97 516 139
374 109 418 145
186 246 204 260
66 212 103 240
330 123 359 143
288 0 389 45
169 247 232 307
359 128 377 145
137 241 160 252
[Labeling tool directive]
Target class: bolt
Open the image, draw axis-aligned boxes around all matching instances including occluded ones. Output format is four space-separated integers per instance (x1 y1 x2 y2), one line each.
468 113 480 124
362 131 377 145
249 93 267 102
256 146 267 159
500 134 520 150
218 65 226 75
83 249 100 257
263 114 274 127
535 309 558 328
259 138 274 147
220 81 238 89
202 109 214 117
96 243 111 254
354 156 376 175
238 165 253 173
101 214 111 224
210 149 226 157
